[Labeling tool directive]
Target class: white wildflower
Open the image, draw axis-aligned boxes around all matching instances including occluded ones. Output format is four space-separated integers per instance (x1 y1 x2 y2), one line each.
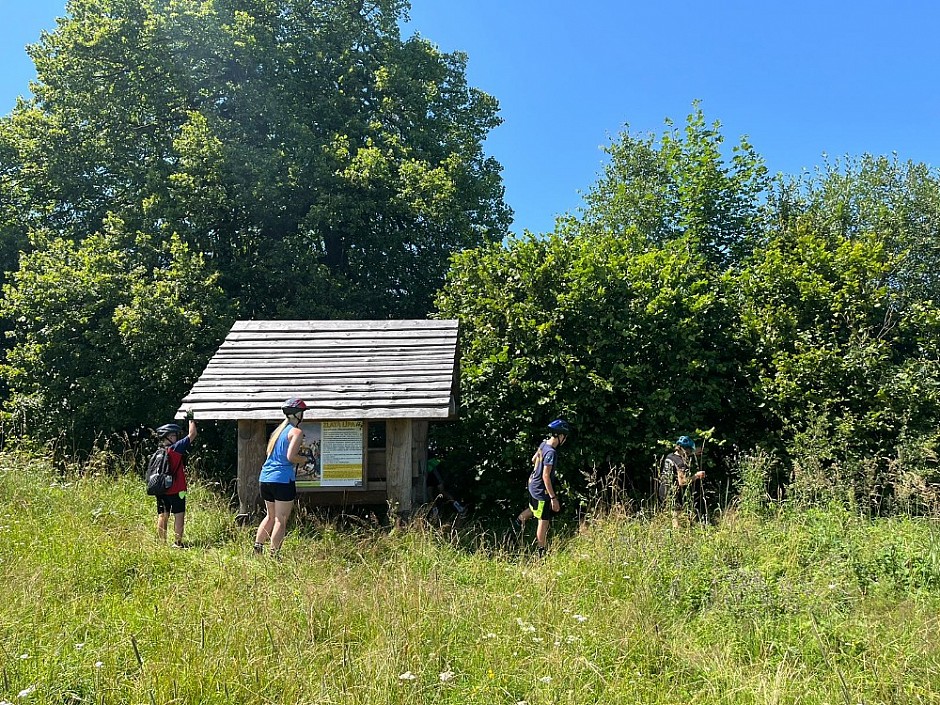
94 661 103 669
573 614 588 623
438 670 455 683
539 676 552 684
17 685 36 698
19 653 29 660
74 643 85 650
398 671 417 681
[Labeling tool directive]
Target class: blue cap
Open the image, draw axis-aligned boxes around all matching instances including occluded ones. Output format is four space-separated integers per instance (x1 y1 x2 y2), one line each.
676 435 696 450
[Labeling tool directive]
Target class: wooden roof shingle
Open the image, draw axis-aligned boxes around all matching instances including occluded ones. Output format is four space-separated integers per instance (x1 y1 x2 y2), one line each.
178 319 460 420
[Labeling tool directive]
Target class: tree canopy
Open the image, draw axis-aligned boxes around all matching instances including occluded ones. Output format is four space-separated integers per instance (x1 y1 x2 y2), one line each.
436 110 940 513
0 0 510 446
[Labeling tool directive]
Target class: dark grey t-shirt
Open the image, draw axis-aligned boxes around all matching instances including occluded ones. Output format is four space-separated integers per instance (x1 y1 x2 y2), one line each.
528 441 557 500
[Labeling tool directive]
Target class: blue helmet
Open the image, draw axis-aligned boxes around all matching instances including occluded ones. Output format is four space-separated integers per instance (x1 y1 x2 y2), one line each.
676 435 696 450
547 418 572 435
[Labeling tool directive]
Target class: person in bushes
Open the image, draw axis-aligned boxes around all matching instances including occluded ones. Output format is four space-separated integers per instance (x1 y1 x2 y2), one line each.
253 398 308 557
514 418 571 556
155 411 197 548
657 435 705 517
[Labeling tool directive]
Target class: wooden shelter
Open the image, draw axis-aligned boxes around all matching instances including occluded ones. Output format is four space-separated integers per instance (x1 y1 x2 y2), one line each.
177 319 459 516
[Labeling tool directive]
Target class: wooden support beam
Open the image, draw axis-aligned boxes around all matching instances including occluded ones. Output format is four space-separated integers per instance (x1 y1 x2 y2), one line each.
386 418 413 518
412 420 429 504
237 419 267 519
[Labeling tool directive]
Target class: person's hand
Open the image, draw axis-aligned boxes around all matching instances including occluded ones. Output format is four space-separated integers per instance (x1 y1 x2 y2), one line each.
550 496 560 511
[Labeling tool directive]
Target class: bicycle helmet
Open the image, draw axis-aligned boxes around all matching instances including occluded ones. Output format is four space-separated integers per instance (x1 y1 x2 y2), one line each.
547 418 572 435
282 398 307 415
676 435 696 450
156 423 183 438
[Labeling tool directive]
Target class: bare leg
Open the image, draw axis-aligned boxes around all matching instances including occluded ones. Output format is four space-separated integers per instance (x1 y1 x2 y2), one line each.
269 500 295 552
156 512 169 542
535 518 550 549
173 512 185 545
255 500 276 546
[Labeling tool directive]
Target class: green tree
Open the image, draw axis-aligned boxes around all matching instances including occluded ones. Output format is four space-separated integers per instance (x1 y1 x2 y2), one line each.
575 105 769 268
435 110 767 506
436 231 747 506
1 221 232 448
741 160 940 509
0 0 509 317
0 0 509 448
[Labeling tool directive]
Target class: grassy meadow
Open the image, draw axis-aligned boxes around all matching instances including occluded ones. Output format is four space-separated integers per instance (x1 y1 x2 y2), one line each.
3 451 940 704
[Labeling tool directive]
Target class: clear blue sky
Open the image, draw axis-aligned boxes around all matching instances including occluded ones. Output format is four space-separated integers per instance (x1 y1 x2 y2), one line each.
4 0 939 236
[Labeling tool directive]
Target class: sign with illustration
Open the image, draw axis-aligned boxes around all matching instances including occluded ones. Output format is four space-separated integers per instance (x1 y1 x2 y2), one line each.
295 420 364 488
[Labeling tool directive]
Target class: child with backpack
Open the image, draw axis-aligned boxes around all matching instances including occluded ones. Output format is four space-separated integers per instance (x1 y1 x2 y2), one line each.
151 411 197 547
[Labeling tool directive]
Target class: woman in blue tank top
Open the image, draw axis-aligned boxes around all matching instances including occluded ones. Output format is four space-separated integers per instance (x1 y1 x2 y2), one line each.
253 398 307 556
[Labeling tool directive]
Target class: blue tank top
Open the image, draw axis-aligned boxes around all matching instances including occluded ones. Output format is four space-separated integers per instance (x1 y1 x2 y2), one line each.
259 425 296 483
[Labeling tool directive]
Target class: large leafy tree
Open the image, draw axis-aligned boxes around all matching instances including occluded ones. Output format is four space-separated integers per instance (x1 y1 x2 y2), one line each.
0 0 509 446
436 111 765 506
0 0 509 317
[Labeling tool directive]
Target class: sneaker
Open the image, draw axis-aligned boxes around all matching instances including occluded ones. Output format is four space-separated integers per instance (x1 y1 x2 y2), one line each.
453 501 467 515
172 541 187 549
253 542 264 555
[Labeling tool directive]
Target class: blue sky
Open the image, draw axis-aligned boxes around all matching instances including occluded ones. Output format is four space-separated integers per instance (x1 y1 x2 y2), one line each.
3 0 939 236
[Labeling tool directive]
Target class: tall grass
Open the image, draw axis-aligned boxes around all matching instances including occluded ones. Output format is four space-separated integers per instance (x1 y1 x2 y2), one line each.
3 450 940 704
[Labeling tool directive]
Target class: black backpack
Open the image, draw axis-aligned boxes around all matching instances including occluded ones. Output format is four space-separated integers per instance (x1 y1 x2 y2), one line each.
145 447 173 496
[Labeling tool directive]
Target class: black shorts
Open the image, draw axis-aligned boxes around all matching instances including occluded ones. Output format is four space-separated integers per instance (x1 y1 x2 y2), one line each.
260 481 297 503
156 493 186 515
529 496 556 521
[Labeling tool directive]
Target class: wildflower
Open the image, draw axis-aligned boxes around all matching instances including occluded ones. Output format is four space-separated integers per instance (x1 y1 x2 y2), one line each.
487 669 495 679
483 632 497 640
17 685 37 698
94 662 103 669
1 699 13 705
539 676 552 684
439 670 455 683
75 643 85 650
398 671 417 681
573 614 588 623
517 701 529 705
19 653 29 659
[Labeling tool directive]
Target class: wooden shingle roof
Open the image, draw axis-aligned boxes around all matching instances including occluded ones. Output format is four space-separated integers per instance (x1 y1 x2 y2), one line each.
178 319 459 421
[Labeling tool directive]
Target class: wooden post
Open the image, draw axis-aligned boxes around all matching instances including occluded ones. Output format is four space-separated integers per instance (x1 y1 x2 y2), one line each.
386 418 413 518
237 419 267 519
412 420 428 504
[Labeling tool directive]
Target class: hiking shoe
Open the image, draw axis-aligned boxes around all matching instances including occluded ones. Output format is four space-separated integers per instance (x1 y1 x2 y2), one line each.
253 542 264 555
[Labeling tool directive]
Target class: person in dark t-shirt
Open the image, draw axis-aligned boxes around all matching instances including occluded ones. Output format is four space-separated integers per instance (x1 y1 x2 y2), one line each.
514 419 571 556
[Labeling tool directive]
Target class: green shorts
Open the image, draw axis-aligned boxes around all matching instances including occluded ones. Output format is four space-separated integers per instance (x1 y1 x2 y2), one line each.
529 496 556 521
